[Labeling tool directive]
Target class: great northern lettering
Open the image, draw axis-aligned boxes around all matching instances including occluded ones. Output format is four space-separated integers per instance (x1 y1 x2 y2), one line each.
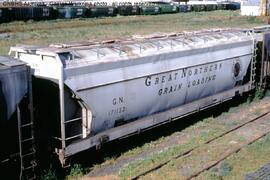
145 62 222 96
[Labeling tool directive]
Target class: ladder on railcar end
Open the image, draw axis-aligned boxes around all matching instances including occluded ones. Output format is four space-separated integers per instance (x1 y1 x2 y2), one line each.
55 115 84 167
251 35 257 89
17 106 37 180
17 78 37 179
55 97 92 167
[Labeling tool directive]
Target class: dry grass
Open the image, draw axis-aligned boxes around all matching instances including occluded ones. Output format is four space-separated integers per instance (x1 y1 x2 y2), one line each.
0 10 267 55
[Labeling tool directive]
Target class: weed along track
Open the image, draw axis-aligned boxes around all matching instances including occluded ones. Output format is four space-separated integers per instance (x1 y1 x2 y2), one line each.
132 111 270 180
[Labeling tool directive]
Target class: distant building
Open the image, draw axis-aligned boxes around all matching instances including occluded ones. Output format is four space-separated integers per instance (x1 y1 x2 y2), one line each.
241 0 260 16
241 0 269 16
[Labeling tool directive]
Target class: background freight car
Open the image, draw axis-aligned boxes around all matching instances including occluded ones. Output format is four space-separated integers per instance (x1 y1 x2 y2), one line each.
225 2 241 10
35 6 55 20
87 6 117 18
8 7 54 21
0 7 11 23
9 7 30 21
179 5 188 13
118 5 140 16
54 6 87 19
186 4 193 12
217 3 227 10
140 5 161 15
205 4 217 11
192 4 206 12
159 4 178 14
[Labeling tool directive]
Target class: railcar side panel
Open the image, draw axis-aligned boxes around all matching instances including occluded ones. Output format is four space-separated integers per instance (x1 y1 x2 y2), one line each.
66 55 252 134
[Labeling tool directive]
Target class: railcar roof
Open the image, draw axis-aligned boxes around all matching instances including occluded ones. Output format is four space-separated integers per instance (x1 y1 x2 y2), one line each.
10 29 255 68
0 56 25 69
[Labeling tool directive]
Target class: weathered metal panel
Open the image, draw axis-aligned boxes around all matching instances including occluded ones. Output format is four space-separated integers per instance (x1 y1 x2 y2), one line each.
64 41 252 89
0 57 28 121
63 84 252 157
15 53 61 80
65 54 252 134
10 30 255 138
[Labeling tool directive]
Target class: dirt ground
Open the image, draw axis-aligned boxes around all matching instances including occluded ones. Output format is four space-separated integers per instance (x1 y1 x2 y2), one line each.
85 96 270 179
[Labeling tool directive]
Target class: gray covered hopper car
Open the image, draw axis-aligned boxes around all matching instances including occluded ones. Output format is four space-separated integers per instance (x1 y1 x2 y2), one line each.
0 57 29 122
10 29 256 165
0 56 35 178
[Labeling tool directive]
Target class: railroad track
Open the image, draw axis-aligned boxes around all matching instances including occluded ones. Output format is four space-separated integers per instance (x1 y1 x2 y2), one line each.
131 110 270 180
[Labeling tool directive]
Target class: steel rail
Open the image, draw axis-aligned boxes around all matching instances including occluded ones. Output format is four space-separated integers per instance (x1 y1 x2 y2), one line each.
131 110 270 180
